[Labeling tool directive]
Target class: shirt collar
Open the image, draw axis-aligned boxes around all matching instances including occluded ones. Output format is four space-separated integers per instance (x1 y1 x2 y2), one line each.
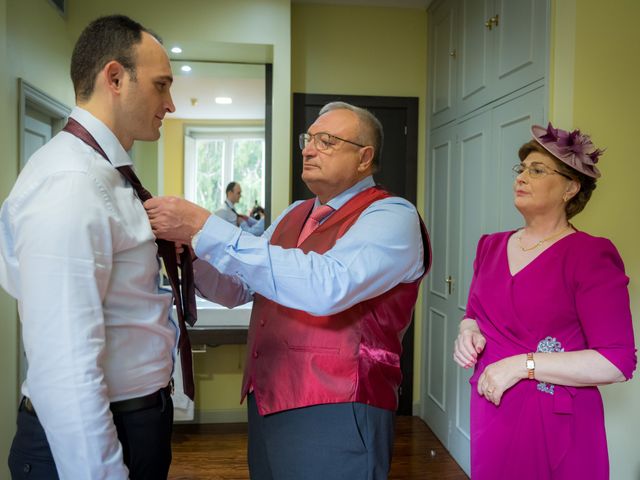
69 107 133 167
316 176 376 211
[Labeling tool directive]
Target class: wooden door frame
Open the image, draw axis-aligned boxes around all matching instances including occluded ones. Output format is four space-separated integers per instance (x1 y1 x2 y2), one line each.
292 93 419 415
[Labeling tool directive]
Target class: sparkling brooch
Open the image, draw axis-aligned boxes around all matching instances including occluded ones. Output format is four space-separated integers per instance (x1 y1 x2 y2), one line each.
536 336 564 395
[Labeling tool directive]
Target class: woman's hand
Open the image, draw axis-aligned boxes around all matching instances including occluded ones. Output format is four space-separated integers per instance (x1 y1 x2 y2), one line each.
477 355 526 406
453 318 486 368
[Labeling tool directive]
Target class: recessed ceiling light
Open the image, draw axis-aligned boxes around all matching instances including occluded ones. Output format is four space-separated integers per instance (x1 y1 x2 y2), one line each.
215 97 233 105
171 46 182 54
181 65 192 72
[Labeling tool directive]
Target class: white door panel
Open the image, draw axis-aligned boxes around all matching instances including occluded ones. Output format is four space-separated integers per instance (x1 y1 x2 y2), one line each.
423 126 455 442
493 0 547 96
492 87 545 231
24 108 53 161
458 0 493 114
429 0 458 129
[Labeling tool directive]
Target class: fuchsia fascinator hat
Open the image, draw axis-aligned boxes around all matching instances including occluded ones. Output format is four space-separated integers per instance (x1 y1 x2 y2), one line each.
531 123 604 178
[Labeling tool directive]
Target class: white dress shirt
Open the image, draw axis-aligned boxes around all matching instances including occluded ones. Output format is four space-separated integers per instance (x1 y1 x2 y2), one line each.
193 176 425 315
0 107 176 479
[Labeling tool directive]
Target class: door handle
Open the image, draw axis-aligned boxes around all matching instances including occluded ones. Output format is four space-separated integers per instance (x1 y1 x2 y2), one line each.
445 276 455 295
485 15 499 30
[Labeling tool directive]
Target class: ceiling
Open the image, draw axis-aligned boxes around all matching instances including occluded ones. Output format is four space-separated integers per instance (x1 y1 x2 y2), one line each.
166 0 432 120
166 61 265 120
292 0 432 8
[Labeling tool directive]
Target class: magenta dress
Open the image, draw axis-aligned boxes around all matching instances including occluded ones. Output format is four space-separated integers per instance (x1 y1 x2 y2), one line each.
466 231 636 479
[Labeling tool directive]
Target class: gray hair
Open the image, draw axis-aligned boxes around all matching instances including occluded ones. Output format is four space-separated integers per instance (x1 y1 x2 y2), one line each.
319 101 383 170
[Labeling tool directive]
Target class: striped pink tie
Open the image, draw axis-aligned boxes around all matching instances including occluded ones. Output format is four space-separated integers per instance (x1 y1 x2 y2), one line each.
297 204 334 246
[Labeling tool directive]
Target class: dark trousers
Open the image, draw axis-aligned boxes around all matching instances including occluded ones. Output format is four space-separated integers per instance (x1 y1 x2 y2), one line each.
247 394 395 480
8 392 173 479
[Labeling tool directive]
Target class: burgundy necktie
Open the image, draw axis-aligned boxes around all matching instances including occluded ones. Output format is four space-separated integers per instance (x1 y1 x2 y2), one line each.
63 117 196 400
297 204 334 247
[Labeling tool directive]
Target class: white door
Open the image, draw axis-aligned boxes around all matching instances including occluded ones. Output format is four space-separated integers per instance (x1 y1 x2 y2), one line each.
423 87 545 476
423 124 456 443
424 111 492 476
444 110 493 474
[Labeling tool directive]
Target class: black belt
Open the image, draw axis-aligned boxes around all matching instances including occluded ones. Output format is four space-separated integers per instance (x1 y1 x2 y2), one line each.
21 384 173 417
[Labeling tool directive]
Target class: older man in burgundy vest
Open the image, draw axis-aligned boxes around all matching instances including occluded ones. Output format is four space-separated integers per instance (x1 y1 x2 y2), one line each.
146 102 431 480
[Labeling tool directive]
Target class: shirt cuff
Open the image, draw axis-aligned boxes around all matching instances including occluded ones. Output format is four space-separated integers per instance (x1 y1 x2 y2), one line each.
193 214 240 261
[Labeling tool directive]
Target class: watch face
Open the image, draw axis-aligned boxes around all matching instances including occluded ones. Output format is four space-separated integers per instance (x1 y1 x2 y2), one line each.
526 360 535 369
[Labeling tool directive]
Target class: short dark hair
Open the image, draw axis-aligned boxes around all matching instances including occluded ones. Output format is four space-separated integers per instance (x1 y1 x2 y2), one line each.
319 102 384 171
518 140 597 220
70 15 161 102
225 182 239 194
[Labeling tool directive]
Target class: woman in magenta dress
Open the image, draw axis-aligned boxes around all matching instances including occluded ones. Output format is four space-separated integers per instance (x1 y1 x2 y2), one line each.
453 123 636 479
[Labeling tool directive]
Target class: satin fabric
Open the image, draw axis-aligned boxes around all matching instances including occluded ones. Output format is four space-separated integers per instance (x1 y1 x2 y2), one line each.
243 187 431 415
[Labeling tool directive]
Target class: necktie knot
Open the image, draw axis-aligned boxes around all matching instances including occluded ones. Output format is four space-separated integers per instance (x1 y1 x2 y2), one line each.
310 204 334 222
297 204 334 246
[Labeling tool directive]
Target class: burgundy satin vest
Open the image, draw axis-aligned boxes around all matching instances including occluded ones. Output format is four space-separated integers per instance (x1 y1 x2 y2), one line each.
241 187 431 415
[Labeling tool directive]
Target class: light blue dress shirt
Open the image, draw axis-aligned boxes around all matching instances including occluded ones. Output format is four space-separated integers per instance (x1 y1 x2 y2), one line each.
193 176 425 316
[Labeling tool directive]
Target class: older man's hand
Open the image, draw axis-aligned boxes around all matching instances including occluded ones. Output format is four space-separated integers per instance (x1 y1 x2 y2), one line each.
144 196 211 244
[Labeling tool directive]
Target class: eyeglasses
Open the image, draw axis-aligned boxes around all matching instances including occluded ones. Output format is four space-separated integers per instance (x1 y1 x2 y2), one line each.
299 132 366 152
512 163 573 180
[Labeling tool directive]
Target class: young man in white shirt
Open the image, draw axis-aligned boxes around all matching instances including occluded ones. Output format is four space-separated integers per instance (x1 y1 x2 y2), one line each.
0 15 179 479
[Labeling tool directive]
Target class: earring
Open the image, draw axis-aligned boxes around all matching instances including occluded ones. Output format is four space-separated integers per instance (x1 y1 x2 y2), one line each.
562 194 569 202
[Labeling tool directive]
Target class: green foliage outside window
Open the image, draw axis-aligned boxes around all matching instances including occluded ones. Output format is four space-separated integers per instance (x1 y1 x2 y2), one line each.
233 138 264 214
196 139 224 212
193 134 264 215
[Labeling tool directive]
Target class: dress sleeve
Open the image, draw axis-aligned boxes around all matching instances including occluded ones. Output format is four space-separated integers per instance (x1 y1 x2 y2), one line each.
465 234 489 320
573 237 637 380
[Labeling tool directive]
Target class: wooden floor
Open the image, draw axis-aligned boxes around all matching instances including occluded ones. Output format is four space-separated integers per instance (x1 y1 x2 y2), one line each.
169 416 468 480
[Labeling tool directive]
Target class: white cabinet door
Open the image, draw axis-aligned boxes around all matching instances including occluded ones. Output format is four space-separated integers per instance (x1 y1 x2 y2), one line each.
457 0 494 115
452 0 548 119
429 0 459 129
493 0 548 100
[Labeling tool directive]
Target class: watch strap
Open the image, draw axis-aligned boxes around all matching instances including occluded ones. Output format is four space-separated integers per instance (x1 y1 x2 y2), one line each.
526 352 535 379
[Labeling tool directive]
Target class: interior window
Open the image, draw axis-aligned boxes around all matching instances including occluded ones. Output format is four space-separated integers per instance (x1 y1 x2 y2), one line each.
184 128 265 214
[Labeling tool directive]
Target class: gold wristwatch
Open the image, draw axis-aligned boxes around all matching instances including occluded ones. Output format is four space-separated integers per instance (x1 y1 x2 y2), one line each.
526 352 535 379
